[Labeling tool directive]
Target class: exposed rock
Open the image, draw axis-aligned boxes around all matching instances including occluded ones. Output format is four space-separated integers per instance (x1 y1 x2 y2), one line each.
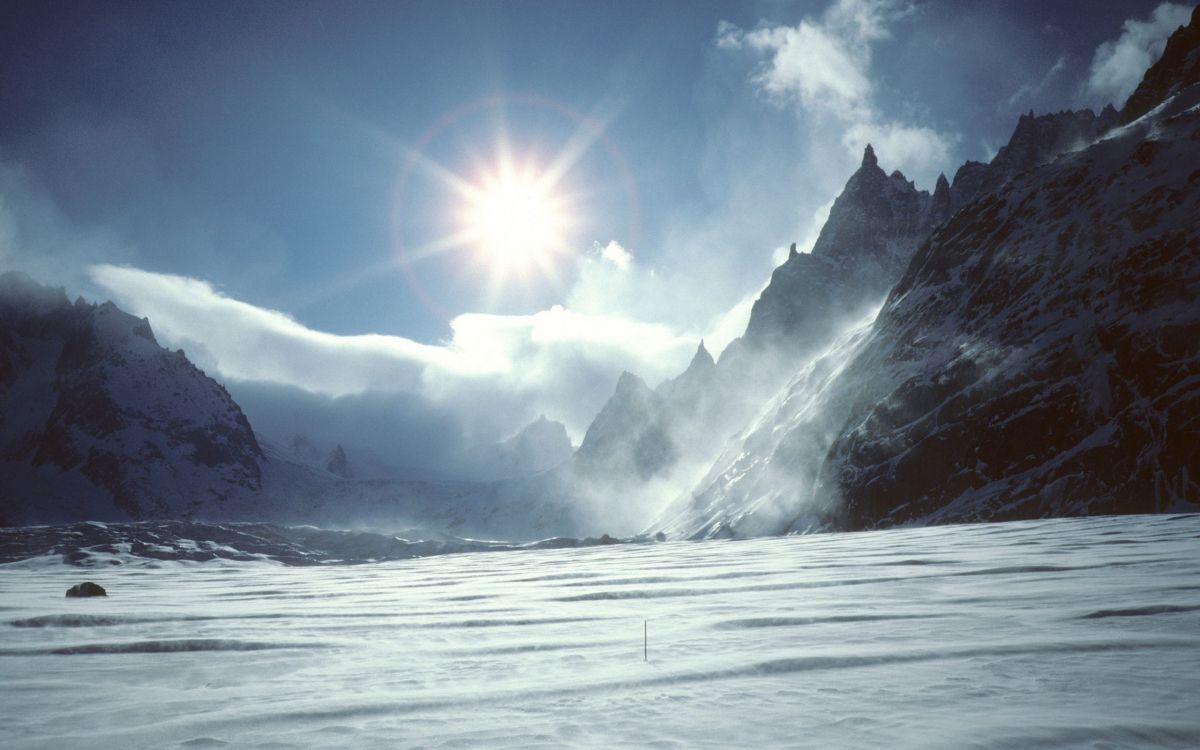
65 581 106 597
739 143 933 357
825 94 1200 528
951 108 1120 209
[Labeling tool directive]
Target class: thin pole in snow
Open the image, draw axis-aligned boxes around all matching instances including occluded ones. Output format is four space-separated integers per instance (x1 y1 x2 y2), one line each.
644 619 647 662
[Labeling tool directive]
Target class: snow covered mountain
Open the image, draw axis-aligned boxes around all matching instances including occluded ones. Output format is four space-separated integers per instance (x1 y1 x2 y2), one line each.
0 272 263 524
735 144 944 359
566 146 948 529
657 8 1200 538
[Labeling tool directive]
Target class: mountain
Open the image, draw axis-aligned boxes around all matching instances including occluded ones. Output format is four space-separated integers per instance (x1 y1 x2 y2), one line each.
567 147 947 531
735 144 941 360
656 9 1200 538
0 272 263 525
465 414 573 481
0 273 584 537
949 107 1119 209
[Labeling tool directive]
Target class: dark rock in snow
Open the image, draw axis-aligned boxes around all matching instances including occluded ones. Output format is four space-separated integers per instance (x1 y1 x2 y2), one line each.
66 581 107 597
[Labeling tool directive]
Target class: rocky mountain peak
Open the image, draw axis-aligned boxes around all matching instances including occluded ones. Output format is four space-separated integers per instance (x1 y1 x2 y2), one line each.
687 340 714 372
1121 4 1200 124
861 143 878 169
951 106 1119 208
930 172 952 225
575 368 674 482
614 370 650 397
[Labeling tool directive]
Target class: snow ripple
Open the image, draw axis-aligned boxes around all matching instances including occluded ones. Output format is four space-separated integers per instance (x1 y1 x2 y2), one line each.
0 513 1197 749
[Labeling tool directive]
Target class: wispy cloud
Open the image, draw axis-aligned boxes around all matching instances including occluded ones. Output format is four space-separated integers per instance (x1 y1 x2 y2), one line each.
716 0 953 187
89 263 696 442
1085 2 1192 107
1006 55 1068 110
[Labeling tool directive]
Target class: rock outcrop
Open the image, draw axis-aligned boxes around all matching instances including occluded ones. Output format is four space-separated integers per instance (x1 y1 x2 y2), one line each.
65 581 107 597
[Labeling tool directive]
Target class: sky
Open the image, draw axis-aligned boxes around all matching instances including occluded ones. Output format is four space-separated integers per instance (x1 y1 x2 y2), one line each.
0 0 1189 474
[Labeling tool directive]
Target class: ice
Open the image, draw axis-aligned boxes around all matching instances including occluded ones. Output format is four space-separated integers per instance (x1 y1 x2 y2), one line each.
1 513 1199 748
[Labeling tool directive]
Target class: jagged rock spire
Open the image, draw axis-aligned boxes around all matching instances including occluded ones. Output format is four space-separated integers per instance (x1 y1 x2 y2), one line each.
930 172 952 225
861 143 878 169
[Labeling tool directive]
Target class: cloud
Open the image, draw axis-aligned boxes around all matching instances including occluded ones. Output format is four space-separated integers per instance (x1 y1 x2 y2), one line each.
840 121 956 175
735 22 871 117
596 239 633 270
716 0 955 189
89 263 697 444
1006 55 1068 110
1086 2 1192 107
0 161 135 290
90 264 451 396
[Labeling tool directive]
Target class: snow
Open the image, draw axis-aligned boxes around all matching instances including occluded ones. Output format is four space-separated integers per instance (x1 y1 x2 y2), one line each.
2 513 1198 748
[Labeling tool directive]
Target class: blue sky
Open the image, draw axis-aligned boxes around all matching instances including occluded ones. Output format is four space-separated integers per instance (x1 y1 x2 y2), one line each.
0 0 1188 469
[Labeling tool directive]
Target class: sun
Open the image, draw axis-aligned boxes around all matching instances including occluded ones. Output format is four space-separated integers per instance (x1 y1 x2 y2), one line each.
459 163 572 277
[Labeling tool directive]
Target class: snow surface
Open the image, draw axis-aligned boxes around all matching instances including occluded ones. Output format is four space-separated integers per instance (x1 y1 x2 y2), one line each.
2 513 1198 748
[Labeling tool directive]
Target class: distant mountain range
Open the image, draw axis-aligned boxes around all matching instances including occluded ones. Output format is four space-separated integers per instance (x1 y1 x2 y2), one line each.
2 7 1198 537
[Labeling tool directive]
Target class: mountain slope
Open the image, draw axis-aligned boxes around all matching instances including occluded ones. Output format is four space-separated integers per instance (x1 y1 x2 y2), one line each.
658 12 1200 537
826 94 1200 529
0 272 263 524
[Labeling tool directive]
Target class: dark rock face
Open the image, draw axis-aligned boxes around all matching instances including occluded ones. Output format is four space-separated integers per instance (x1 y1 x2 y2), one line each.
739 145 934 358
1121 5 1200 124
0 272 264 523
950 107 1120 209
825 94 1200 529
65 581 106 597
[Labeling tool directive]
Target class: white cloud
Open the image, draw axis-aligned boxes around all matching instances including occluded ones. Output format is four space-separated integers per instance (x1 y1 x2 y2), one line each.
739 22 871 117
1086 2 1192 107
596 239 633 270
90 264 452 396
841 121 957 177
1005 54 1068 110
717 0 955 189
89 264 696 442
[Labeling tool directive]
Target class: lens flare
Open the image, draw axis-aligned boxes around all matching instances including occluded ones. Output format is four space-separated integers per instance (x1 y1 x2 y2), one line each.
459 163 572 277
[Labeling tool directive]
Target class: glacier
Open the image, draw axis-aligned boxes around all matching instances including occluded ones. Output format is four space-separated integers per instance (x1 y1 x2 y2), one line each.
2 512 1198 749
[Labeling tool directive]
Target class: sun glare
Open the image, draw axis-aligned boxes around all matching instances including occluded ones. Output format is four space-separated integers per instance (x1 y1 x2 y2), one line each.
460 164 572 277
